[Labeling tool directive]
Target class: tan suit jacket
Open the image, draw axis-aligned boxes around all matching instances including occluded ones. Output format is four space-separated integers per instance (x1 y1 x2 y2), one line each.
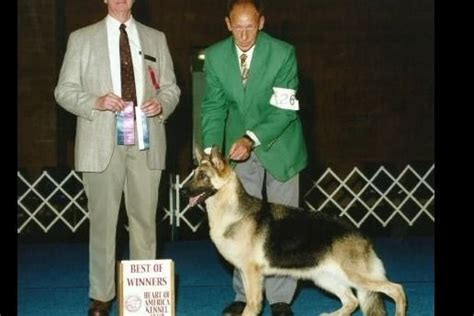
55 18 180 172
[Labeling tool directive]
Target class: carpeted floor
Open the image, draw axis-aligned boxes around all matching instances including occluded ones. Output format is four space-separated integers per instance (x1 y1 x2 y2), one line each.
18 236 434 315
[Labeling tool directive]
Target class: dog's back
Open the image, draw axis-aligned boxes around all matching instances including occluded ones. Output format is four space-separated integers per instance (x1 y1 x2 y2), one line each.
262 206 367 268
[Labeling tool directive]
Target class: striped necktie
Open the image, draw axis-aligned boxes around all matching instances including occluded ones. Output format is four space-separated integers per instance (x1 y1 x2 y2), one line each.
240 53 249 85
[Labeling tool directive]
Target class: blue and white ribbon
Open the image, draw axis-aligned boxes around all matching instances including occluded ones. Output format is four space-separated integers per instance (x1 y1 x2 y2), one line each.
117 101 135 145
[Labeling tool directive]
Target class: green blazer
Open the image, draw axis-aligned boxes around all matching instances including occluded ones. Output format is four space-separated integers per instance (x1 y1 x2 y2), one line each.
201 32 308 182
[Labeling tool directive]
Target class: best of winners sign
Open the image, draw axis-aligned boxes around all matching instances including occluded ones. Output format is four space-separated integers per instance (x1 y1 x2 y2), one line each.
119 260 175 316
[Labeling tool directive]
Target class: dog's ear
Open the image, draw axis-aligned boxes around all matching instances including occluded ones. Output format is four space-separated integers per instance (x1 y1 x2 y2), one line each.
210 146 225 172
194 146 203 164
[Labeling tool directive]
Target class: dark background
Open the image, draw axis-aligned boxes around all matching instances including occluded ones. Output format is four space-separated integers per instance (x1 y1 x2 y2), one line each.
18 0 434 178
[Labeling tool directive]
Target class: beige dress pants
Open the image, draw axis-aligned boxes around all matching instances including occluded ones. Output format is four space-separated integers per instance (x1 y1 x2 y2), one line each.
83 142 161 301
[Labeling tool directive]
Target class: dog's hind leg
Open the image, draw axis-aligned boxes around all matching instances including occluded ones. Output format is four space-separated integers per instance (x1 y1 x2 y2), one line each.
351 277 406 316
346 270 406 316
342 254 405 316
337 239 406 316
356 289 386 316
239 263 264 316
313 272 359 316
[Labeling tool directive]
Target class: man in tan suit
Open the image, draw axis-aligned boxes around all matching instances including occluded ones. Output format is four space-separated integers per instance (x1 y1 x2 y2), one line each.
54 1 180 315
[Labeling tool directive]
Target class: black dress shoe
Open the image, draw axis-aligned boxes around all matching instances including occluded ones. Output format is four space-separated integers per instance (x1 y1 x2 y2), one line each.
270 302 294 316
88 299 111 316
222 301 246 316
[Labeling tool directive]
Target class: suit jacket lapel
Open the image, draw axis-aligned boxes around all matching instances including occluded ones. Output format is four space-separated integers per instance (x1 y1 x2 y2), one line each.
224 38 245 108
241 33 269 112
95 19 114 93
136 22 153 100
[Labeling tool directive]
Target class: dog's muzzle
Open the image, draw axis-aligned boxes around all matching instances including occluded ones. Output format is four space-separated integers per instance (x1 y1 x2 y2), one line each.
181 186 216 207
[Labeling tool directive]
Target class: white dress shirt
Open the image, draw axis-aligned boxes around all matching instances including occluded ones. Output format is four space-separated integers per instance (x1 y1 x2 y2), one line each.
106 15 144 106
236 45 260 147
236 45 255 74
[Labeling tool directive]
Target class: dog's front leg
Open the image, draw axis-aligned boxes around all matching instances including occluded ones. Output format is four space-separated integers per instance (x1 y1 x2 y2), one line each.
240 263 264 316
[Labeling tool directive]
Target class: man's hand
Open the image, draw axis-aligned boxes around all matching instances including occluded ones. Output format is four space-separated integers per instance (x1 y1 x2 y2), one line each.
229 136 254 161
95 93 125 112
141 98 163 117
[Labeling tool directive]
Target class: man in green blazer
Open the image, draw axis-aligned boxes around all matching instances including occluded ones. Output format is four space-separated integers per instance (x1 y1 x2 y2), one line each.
54 0 180 315
201 1 307 315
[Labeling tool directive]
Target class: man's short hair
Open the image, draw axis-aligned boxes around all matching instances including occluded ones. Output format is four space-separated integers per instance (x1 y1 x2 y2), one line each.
226 0 264 17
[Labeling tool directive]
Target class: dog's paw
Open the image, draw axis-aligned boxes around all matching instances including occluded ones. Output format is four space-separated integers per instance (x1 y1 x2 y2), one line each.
242 306 259 316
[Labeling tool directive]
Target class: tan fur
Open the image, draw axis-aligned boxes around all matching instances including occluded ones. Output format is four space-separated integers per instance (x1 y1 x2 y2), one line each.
184 148 407 316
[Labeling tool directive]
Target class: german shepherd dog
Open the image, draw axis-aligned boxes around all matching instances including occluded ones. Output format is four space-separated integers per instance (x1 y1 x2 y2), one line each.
182 147 406 316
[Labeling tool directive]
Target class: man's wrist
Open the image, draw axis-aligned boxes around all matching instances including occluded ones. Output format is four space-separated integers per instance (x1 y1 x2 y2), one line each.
242 134 254 147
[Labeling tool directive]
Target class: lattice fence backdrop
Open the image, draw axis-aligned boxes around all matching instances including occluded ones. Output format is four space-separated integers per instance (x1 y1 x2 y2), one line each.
18 164 434 237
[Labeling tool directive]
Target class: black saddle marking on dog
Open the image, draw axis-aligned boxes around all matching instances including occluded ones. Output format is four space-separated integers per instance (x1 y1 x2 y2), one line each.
264 209 363 269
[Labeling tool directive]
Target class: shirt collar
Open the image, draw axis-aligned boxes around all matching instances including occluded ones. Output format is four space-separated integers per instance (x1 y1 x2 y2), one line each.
106 14 135 31
236 44 256 58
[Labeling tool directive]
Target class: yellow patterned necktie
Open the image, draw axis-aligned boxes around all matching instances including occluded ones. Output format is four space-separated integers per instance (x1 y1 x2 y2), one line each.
240 53 249 85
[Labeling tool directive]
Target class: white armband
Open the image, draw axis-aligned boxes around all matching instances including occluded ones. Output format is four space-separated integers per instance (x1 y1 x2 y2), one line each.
269 87 299 111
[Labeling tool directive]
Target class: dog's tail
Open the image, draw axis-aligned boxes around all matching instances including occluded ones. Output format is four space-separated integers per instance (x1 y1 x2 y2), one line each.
357 290 387 316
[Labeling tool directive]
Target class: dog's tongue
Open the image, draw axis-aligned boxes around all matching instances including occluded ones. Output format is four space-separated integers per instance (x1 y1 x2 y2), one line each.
188 192 205 207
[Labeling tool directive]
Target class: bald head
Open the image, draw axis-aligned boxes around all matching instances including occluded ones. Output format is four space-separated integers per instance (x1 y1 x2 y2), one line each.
226 0 264 17
225 0 265 52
